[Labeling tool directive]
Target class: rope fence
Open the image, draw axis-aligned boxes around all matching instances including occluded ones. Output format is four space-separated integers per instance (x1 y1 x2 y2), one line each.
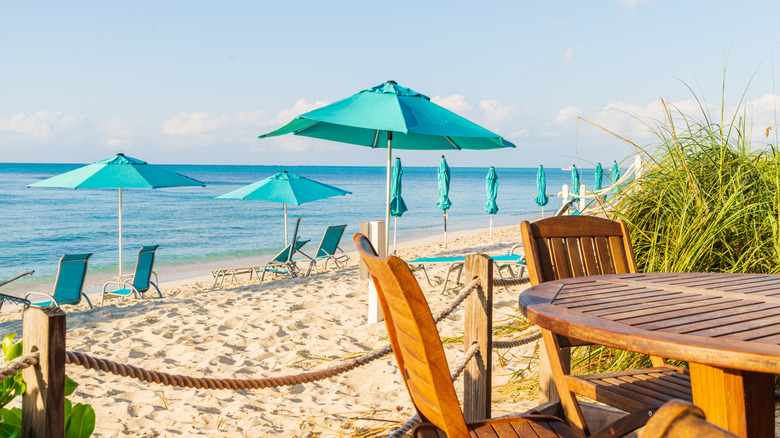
0 351 39 381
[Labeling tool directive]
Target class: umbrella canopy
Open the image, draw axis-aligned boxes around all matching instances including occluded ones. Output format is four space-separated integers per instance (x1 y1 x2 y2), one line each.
611 161 621 193
484 167 498 215
217 171 350 245
571 165 580 196
28 153 205 276
535 165 549 207
259 81 515 253
595 163 604 191
389 158 407 218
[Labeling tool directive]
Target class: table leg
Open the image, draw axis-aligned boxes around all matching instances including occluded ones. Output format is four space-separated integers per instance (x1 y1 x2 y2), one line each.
689 362 775 437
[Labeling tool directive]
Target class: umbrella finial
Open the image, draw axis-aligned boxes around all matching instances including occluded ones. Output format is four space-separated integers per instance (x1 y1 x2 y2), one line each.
441 154 445 158
386 80 397 84
117 153 125 156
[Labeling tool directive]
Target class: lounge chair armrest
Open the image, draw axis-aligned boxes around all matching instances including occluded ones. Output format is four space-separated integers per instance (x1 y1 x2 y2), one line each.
0 270 34 289
24 291 58 307
102 280 133 293
509 244 522 256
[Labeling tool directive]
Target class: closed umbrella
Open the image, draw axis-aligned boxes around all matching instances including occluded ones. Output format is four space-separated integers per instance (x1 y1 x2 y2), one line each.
389 158 407 254
535 165 549 217
437 156 452 247
259 81 515 254
484 166 498 238
217 171 350 246
611 161 621 193
595 162 604 203
571 165 580 199
28 153 205 277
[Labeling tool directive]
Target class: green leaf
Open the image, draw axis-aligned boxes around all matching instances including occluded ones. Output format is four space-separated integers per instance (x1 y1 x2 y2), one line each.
1 334 17 359
64 375 78 397
65 403 96 438
0 407 22 437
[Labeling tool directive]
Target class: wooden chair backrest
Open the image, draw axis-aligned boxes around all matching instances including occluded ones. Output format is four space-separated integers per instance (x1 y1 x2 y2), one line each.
520 215 638 286
353 233 470 438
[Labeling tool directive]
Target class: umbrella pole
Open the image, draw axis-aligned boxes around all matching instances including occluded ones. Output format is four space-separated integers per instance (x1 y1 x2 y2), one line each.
385 132 393 256
284 203 288 246
393 217 398 255
490 214 493 239
118 188 123 278
444 211 447 247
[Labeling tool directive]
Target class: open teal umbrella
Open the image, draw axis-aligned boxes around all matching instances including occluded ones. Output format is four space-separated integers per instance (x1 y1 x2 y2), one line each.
217 171 350 246
571 164 580 199
259 80 515 254
611 161 621 193
484 167 498 238
389 158 407 254
535 165 549 217
28 153 205 277
437 156 452 247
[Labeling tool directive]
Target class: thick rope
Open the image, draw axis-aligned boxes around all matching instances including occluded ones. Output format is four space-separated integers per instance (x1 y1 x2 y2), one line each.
65 279 479 390
492 277 530 287
0 352 40 382
387 343 481 438
493 331 542 349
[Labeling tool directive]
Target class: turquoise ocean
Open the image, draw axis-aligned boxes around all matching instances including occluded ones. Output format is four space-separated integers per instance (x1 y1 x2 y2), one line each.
0 163 599 294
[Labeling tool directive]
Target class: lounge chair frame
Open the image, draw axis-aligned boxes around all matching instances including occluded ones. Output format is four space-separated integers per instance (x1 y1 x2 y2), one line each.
26 253 93 309
101 245 161 305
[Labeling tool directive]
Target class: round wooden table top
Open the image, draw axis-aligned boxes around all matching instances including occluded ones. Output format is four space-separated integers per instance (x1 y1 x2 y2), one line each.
518 272 780 374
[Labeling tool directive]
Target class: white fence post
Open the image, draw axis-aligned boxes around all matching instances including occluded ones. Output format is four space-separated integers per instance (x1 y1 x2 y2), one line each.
360 220 386 323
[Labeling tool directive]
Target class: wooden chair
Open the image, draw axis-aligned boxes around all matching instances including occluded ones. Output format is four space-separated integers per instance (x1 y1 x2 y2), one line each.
520 216 692 436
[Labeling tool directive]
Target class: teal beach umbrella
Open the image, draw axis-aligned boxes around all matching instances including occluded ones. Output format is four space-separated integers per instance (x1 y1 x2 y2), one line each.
571 165 580 198
595 163 603 191
218 171 350 245
437 156 452 246
259 80 515 254
535 165 549 217
389 158 407 253
28 153 205 277
611 161 621 193
484 166 498 238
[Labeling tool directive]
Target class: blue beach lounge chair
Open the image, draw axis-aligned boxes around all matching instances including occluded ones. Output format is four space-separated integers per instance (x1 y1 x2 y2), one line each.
407 252 526 294
25 253 93 309
100 245 161 305
258 219 310 281
296 224 350 275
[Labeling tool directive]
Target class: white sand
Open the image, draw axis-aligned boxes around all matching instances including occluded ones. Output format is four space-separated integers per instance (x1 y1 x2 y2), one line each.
0 225 539 437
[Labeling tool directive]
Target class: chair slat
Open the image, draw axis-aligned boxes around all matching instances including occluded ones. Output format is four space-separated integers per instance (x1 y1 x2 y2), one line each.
536 238 556 283
550 238 571 280
580 237 599 276
565 238 585 277
609 236 629 274
594 237 613 275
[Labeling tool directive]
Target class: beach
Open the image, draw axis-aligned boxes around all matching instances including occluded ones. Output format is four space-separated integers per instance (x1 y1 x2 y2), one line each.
0 224 539 437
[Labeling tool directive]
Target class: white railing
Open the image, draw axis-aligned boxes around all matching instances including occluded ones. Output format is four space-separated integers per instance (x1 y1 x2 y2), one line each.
558 155 643 213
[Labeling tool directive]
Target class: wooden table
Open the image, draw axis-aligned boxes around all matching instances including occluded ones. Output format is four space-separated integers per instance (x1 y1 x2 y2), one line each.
519 272 780 437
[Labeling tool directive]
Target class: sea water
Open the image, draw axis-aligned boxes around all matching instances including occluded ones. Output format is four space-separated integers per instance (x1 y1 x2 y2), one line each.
0 163 599 294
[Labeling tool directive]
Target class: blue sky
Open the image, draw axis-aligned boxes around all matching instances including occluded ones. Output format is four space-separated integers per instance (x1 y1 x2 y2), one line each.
2 0 780 168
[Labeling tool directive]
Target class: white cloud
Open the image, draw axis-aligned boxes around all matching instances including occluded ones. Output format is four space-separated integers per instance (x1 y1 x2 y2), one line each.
617 0 652 11
431 94 472 113
555 106 581 125
163 110 267 136
478 99 519 125
270 99 329 126
0 111 85 138
565 46 582 62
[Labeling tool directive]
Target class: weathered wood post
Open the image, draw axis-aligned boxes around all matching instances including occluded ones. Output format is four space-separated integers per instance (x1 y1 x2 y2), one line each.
463 254 492 421
22 307 66 438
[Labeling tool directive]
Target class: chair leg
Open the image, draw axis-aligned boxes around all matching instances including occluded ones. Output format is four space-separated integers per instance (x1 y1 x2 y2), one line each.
82 293 93 309
540 329 589 437
151 282 162 298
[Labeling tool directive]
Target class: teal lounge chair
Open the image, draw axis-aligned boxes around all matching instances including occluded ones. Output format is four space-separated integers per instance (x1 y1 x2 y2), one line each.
258 217 310 281
211 217 309 287
25 253 93 309
407 252 526 294
100 245 161 305
296 224 350 275
0 270 35 311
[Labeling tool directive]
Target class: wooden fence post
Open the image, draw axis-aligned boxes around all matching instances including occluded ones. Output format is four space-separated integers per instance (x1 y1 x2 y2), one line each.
463 254 492 421
22 307 66 438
